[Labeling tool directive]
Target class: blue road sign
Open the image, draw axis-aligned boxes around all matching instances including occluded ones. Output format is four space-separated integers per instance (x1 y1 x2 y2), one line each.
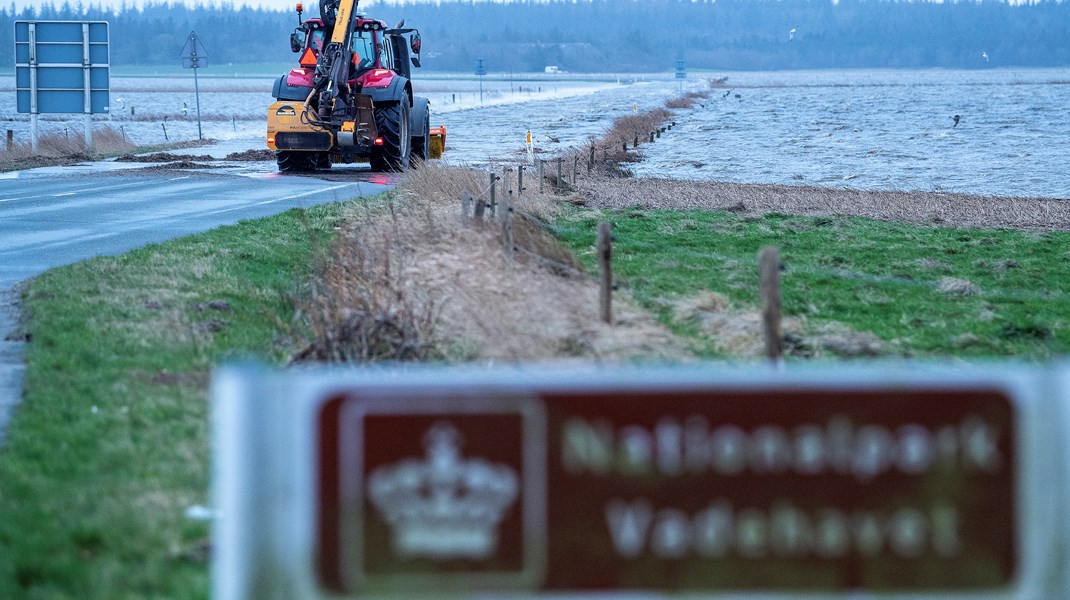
14 21 110 114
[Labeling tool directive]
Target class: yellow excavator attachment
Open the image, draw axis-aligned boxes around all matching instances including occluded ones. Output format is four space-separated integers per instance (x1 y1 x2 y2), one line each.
266 101 332 151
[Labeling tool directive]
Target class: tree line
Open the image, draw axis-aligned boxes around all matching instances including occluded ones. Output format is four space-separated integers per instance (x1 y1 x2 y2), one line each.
2 0 1068 72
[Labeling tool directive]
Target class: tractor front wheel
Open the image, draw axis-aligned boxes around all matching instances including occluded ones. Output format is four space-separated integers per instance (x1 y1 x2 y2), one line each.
370 101 411 172
277 150 316 173
316 152 332 170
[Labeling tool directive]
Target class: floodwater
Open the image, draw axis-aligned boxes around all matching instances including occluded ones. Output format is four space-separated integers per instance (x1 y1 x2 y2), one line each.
0 71 642 150
630 69 1070 200
2 68 1068 199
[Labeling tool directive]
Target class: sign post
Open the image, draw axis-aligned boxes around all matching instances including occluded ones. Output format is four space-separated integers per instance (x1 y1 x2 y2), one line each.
675 59 686 95
180 31 208 141
475 58 487 106
212 363 1070 599
14 20 110 151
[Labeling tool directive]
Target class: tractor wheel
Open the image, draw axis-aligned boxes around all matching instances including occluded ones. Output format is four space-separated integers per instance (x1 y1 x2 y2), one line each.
316 152 332 170
277 150 315 173
410 102 430 167
370 101 411 172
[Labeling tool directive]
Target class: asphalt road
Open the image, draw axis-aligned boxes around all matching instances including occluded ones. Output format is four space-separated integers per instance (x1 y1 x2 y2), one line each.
0 153 397 442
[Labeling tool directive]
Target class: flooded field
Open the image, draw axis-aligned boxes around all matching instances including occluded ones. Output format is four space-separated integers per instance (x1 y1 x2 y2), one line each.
0 71 660 150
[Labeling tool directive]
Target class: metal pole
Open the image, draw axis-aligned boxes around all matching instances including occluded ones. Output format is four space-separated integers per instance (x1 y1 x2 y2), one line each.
28 23 39 152
193 62 203 141
82 22 92 149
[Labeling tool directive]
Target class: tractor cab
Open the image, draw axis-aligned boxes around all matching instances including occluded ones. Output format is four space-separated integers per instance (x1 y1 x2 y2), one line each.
289 18 326 55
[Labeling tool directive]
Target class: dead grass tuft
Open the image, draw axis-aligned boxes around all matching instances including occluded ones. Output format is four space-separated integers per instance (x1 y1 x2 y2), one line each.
937 277 980 296
665 91 711 110
670 291 890 359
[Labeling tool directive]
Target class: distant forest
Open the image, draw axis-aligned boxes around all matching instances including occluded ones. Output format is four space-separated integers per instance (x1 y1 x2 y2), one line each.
2 0 1069 72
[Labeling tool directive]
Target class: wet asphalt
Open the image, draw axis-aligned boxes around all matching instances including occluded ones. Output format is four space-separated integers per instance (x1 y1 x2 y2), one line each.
0 142 398 443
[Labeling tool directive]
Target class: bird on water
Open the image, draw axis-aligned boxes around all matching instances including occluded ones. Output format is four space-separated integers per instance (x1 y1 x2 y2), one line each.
952 115 961 127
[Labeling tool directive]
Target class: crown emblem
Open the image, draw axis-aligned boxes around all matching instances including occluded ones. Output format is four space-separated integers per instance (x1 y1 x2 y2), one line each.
367 422 519 560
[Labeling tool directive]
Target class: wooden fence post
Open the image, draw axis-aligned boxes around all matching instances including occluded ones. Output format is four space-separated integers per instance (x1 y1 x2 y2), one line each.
556 158 563 189
474 197 486 225
598 221 613 324
572 156 578 184
6 130 13 151
759 246 783 364
539 160 545 193
517 165 524 197
461 190 474 221
488 171 497 217
501 192 514 262
588 144 594 172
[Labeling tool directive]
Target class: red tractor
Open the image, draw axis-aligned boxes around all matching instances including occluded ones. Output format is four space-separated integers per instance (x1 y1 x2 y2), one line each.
266 0 441 173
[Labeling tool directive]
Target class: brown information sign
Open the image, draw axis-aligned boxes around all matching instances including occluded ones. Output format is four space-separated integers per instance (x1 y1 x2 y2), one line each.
316 386 1015 594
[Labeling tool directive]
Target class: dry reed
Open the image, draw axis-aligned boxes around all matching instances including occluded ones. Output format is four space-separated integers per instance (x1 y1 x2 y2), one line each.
0 126 135 163
294 161 690 363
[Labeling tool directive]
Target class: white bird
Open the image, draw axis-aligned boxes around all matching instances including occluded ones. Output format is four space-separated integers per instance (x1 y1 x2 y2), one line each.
981 51 990 63
789 27 797 41
114 98 125 110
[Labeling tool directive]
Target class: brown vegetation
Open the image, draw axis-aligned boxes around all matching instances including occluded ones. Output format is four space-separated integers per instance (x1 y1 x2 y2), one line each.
0 126 135 168
293 162 691 363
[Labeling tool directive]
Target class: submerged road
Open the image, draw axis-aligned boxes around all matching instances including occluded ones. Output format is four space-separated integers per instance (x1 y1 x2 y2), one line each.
0 154 396 442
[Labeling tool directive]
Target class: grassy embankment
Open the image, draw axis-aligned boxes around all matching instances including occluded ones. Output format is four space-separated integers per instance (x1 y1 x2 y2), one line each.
0 199 363 599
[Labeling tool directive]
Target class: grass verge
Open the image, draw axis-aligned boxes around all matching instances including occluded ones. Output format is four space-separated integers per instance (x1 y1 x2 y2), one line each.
553 208 1070 358
0 198 367 599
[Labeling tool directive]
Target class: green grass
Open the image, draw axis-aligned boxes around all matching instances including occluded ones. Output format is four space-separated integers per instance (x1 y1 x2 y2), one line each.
553 209 1070 358
0 198 368 599
2 195 1067 598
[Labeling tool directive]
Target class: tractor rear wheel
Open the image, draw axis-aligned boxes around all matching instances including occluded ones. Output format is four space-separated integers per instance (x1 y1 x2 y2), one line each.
410 102 430 167
277 150 316 173
370 101 411 172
